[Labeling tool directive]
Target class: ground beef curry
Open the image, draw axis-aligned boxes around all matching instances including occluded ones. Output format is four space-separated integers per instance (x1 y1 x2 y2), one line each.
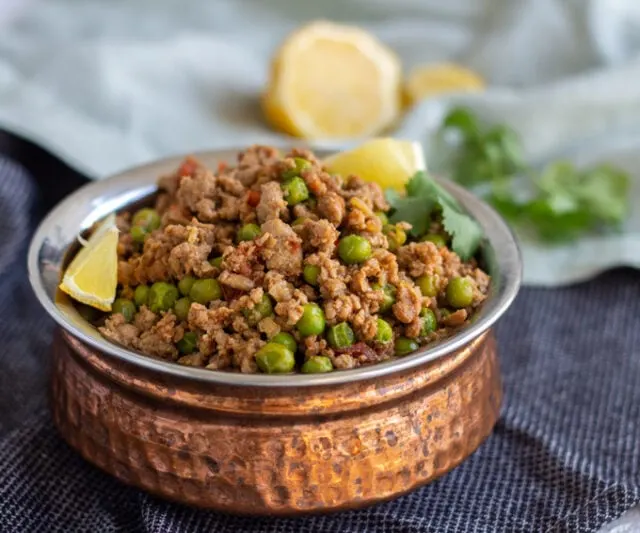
96 146 490 374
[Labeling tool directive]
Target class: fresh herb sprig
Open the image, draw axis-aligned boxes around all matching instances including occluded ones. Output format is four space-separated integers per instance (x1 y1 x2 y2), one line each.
386 171 483 260
438 107 631 242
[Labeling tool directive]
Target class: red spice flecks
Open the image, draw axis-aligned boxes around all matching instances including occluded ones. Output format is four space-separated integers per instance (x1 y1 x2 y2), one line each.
373 340 395 358
221 284 244 302
287 238 301 253
335 342 379 363
237 262 253 277
246 190 261 207
307 179 324 196
217 161 228 173
177 157 198 178
164 204 191 223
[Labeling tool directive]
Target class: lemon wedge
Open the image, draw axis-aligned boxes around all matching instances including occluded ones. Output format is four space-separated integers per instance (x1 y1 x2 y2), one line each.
324 138 426 191
59 213 119 311
262 21 402 139
404 63 485 106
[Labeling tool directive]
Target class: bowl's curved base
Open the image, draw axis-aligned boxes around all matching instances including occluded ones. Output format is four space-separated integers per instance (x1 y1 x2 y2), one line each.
51 330 501 515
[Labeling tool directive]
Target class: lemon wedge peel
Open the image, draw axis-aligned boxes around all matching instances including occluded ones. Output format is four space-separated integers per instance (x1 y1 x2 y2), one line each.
324 138 426 192
59 214 119 312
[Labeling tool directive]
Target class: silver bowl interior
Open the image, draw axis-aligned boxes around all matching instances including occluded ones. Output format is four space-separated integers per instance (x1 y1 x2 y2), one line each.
28 148 522 387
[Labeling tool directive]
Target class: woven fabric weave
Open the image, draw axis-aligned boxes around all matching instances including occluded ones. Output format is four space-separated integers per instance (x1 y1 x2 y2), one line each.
0 155 638 533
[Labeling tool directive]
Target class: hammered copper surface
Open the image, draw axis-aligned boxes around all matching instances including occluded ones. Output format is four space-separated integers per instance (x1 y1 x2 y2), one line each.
51 328 501 515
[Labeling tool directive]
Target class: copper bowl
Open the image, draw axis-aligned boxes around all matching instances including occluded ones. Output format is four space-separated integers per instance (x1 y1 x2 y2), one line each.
28 149 521 515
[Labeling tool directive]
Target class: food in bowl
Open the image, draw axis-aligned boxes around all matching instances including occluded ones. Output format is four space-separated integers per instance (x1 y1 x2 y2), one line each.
71 145 490 374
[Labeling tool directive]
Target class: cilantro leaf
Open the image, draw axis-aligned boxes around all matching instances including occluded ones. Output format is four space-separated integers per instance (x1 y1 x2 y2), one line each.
523 198 592 242
576 165 629 224
388 172 439 236
440 202 483 260
386 170 484 258
435 106 632 243
441 107 480 140
387 195 436 237
537 160 579 195
405 170 438 197
440 109 525 186
385 188 402 206
483 125 525 176
404 171 460 211
485 193 525 223
530 161 629 239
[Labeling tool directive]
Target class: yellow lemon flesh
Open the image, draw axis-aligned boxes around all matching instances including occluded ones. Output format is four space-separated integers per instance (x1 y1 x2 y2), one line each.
324 139 426 192
59 214 119 311
404 63 485 106
263 21 402 139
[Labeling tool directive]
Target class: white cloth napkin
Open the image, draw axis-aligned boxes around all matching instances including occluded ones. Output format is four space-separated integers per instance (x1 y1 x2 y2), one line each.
1 0 640 287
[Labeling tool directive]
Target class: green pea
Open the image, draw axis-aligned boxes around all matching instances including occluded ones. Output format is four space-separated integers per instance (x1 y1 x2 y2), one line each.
395 337 419 356
130 225 148 243
112 298 136 323
301 356 334 374
303 264 320 286
446 277 474 308
296 303 326 337
282 157 311 180
420 308 437 336
133 285 150 308
383 224 407 251
189 278 222 305
177 332 198 354
417 275 439 297
375 318 393 344
77 303 102 323
237 223 261 243
338 235 372 265
148 282 179 313
271 332 297 353
327 322 355 349
178 276 196 297
243 294 274 326
254 294 274 316
132 208 161 232
210 256 223 268
375 211 389 225
373 283 396 313
282 177 309 206
174 297 192 321
292 217 307 227
420 233 447 248
255 342 295 373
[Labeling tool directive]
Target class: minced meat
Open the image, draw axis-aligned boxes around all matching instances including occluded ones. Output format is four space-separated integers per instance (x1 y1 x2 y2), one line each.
95 146 490 374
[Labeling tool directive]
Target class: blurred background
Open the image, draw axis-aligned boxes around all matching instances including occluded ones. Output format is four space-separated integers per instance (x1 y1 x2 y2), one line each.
0 0 639 287
0 0 639 173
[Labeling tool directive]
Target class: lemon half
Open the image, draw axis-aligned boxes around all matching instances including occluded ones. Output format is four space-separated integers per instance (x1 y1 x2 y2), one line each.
263 21 402 139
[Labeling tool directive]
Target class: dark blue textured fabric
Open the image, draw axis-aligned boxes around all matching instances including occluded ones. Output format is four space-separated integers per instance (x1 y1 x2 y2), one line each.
0 155 639 533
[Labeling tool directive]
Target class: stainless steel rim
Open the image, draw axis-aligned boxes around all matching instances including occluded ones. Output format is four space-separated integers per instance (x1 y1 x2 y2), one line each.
28 148 522 387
